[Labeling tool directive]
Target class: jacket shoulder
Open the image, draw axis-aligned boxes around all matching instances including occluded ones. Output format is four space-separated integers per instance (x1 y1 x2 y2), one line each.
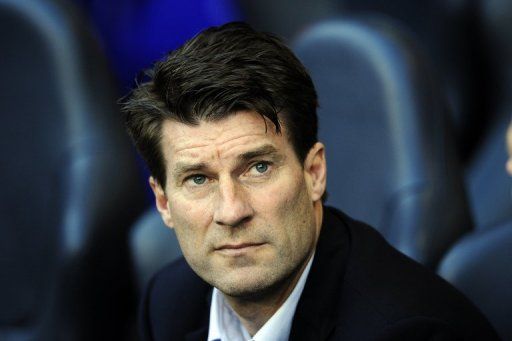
332 209 499 340
139 257 211 340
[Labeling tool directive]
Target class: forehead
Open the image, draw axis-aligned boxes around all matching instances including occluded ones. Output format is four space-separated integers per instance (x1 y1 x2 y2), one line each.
159 111 292 165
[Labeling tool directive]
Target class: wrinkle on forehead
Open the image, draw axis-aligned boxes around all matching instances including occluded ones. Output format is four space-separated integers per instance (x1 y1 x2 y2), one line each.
160 112 283 161
173 131 270 155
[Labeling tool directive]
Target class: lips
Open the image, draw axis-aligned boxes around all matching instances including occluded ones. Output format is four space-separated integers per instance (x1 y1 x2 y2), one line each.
217 243 264 250
215 242 265 255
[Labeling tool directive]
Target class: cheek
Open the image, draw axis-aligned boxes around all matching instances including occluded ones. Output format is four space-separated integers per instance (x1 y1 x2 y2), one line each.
169 191 214 224
168 197 213 250
261 170 309 211
255 171 315 240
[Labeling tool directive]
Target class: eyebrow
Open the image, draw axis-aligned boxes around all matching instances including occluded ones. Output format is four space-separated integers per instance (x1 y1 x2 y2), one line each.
236 144 280 163
172 162 208 179
171 144 281 179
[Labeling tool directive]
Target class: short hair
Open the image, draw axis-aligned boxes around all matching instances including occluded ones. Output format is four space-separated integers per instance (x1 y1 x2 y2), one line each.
121 22 318 187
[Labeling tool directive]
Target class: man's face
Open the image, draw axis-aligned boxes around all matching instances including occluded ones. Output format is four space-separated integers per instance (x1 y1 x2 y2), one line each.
151 110 326 298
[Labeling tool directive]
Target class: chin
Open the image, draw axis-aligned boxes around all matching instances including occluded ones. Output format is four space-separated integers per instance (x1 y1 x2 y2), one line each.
214 268 295 301
217 280 276 300
212 271 266 293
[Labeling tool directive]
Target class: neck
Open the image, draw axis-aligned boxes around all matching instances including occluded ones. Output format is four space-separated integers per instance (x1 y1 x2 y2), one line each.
224 251 313 336
224 203 324 336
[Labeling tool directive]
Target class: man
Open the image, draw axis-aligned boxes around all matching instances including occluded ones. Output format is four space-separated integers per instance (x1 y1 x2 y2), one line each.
122 22 498 340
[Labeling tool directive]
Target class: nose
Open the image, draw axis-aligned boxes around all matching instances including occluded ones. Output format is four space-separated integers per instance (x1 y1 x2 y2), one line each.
213 177 254 227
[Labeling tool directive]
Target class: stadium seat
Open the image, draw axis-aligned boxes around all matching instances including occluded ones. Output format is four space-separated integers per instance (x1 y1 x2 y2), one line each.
0 0 145 339
464 0 512 231
438 222 512 340
130 208 181 293
293 17 472 267
465 114 512 231
443 3 512 336
339 0 491 162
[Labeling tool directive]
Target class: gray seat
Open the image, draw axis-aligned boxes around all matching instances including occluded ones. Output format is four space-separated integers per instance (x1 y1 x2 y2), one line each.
438 222 512 340
0 0 145 339
339 0 492 162
293 17 471 267
464 0 512 231
130 208 182 293
465 114 512 231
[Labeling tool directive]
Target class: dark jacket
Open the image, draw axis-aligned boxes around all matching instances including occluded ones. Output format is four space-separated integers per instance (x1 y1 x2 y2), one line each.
140 207 499 340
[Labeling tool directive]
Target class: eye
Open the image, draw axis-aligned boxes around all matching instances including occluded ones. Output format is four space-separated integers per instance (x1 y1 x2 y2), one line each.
186 174 207 186
253 162 269 174
193 175 207 184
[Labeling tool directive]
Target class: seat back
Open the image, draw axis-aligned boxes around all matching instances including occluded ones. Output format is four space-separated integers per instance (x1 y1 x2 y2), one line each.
465 114 512 230
130 209 182 293
438 222 512 340
464 0 512 231
293 18 471 267
0 0 145 339
339 0 492 161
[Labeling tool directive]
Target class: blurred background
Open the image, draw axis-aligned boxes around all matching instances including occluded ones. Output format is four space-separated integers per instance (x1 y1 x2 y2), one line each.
1 0 511 340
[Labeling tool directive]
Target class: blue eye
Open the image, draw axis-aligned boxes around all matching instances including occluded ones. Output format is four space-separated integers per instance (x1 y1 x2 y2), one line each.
192 175 206 185
254 162 269 173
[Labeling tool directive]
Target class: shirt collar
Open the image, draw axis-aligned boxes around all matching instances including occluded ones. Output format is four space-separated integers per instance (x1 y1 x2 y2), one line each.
207 254 315 341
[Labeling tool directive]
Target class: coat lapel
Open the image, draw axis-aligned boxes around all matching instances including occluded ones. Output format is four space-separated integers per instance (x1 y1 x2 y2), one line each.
289 207 350 340
185 326 209 341
185 287 212 341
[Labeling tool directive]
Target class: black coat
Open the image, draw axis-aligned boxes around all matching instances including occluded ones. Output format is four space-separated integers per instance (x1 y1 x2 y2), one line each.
139 207 499 340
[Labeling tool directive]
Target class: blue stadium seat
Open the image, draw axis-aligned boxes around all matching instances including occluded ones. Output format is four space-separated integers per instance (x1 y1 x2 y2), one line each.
438 222 512 340
443 3 512 337
293 17 471 267
339 0 491 162
465 114 512 230
130 209 181 293
464 0 512 231
0 0 145 339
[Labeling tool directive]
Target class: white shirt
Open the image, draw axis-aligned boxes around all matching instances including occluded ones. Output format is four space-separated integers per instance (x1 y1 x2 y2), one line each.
207 255 314 341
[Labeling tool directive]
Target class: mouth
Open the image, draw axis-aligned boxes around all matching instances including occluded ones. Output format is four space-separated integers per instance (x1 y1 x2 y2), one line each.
215 243 266 256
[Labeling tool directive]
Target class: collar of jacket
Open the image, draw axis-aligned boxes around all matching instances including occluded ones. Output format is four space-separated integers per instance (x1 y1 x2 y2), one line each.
289 207 350 340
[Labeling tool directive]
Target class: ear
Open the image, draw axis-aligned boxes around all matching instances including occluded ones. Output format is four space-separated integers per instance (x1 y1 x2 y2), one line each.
149 176 174 228
303 142 327 202
507 158 512 176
